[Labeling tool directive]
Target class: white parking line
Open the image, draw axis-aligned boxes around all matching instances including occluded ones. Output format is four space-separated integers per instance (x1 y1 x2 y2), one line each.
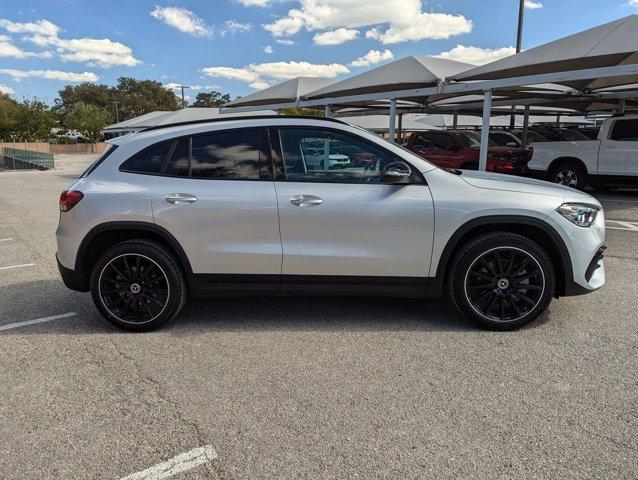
0 263 35 271
606 220 638 231
0 238 12 242
0 312 77 332
120 445 218 480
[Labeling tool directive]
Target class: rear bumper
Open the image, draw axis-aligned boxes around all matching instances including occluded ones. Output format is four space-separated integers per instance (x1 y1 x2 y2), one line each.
56 254 88 292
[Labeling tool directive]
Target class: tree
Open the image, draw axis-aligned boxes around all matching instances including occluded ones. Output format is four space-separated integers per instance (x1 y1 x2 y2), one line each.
191 91 231 108
13 98 55 141
55 82 115 123
65 102 111 149
114 77 179 120
0 93 20 140
281 107 324 117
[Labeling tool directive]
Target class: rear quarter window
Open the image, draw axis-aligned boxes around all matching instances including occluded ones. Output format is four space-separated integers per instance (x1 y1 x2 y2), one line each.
119 141 173 174
610 119 638 141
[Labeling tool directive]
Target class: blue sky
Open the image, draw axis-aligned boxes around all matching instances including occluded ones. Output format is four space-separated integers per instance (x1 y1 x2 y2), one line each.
0 0 637 104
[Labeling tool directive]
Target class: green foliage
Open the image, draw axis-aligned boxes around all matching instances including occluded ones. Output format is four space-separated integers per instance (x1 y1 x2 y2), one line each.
191 91 231 108
13 98 55 141
281 107 325 117
114 77 179 119
0 93 20 140
64 102 111 143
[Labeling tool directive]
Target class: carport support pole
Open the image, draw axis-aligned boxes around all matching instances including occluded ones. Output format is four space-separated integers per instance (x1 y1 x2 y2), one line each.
618 98 626 114
324 105 331 118
478 89 492 172
453 111 458 129
389 99 397 143
522 104 530 149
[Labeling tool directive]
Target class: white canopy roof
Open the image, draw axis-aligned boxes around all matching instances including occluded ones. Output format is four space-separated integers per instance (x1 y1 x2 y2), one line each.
303 56 473 101
453 15 638 90
224 77 335 108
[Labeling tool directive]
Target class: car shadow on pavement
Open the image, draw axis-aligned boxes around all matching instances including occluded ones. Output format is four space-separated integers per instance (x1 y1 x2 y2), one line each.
1 278 553 335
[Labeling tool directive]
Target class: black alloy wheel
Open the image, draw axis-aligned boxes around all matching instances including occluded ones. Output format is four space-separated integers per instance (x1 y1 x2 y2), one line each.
464 247 545 322
98 253 170 324
449 232 555 330
90 240 186 331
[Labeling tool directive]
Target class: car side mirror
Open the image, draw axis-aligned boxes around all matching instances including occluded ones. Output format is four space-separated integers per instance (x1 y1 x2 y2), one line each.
382 162 412 184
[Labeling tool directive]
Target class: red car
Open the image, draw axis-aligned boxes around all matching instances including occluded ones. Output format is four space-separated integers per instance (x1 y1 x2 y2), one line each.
405 130 532 175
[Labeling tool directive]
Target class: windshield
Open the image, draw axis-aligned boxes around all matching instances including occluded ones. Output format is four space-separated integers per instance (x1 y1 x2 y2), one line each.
457 131 497 148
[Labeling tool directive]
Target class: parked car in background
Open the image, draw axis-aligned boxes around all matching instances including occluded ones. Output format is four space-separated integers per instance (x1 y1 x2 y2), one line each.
56 116 606 331
511 130 550 144
528 115 638 189
487 130 524 147
406 130 530 175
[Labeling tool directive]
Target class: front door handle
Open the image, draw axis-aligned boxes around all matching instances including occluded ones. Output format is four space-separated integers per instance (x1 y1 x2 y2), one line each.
165 193 197 205
290 194 323 207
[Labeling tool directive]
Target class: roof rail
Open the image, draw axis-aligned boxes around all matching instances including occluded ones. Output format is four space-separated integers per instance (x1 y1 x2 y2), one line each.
140 114 347 132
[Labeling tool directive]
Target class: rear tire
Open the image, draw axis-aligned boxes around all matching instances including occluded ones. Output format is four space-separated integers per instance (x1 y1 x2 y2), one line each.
448 232 555 330
90 240 186 331
550 160 587 190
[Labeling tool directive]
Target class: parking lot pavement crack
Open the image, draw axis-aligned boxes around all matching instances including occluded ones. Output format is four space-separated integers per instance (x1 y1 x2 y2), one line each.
604 253 638 261
105 339 220 480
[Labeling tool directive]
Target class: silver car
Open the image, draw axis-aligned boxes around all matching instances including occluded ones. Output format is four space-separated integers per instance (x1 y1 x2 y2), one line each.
56 116 606 331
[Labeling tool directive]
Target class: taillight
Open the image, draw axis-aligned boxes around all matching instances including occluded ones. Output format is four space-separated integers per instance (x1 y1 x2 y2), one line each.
59 190 84 212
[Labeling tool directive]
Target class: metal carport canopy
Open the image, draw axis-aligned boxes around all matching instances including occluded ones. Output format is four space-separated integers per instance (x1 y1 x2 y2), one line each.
223 77 335 110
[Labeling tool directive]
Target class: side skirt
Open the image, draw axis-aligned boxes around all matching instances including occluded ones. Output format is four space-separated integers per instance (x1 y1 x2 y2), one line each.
190 274 428 299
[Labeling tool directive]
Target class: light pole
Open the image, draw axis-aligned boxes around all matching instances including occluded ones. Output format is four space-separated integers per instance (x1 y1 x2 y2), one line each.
179 85 190 107
510 0 526 128
114 100 120 123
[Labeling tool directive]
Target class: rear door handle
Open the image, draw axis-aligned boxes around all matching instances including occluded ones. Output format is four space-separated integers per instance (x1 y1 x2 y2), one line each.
165 193 197 205
290 194 323 207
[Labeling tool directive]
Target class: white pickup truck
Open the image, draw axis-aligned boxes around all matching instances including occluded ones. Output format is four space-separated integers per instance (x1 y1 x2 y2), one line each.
527 115 638 189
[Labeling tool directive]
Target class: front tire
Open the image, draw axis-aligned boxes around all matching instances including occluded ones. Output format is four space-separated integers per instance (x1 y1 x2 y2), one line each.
90 240 186 331
449 233 555 330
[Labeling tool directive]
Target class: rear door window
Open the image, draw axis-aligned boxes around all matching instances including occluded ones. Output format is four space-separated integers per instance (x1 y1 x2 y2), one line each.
191 129 260 180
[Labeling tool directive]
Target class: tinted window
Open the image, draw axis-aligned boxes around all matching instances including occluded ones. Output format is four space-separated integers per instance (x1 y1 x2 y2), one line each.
610 119 638 141
120 141 171 174
279 128 402 184
490 132 520 146
164 138 189 177
432 132 458 149
80 144 117 178
191 129 260 179
558 129 590 141
412 132 436 148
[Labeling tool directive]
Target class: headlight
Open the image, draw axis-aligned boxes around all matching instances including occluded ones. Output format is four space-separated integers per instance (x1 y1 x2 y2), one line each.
556 203 599 227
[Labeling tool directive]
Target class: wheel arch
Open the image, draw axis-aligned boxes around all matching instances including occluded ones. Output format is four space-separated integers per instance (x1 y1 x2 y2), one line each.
74 221 193 292
427 215 573 299
548 156 587 175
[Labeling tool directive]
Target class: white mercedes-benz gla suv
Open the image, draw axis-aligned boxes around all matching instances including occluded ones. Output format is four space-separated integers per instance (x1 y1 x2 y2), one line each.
56 116 606 331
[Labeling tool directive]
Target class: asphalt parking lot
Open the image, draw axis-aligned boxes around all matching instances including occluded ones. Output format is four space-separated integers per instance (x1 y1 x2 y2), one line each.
1 155 637 480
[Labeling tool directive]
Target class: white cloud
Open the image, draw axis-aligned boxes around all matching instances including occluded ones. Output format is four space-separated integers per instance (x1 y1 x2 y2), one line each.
2 18 140 68
349 49 393 67
0 68 99 82
434 44 515 65
276 39 296 45
222 20 252 36
0 83 14 95
234 0 271 5
0 35 52 58
150 6 213 37
263 44 274 54
263 0 472 43
202 60 349 89
0 19 59 37
313 27 359 45
524 0 543 9
628 0 638 5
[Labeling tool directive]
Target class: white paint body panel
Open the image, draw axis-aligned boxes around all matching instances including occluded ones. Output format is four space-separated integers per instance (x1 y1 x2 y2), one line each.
275 182 434 276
